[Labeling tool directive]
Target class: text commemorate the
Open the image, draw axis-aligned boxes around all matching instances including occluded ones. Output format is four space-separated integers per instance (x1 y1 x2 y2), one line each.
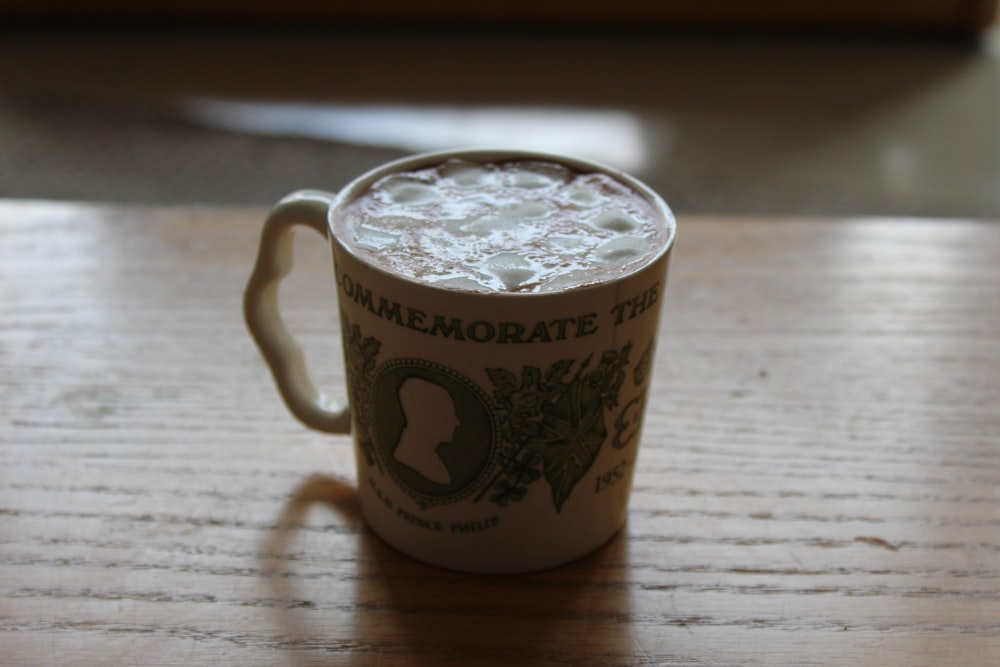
338 270 660 343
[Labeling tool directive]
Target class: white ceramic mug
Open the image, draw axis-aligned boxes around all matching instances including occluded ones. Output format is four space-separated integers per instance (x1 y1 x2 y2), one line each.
245 149 676 573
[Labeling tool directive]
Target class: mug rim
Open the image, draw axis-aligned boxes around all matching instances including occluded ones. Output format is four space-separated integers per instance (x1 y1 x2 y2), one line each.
327 148 676 299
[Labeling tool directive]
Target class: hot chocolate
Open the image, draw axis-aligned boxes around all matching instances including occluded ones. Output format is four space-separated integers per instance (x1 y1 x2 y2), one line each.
335 158 667 294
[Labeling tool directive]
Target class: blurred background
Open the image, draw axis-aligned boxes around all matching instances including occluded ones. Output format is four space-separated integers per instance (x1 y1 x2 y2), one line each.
1 1 998 218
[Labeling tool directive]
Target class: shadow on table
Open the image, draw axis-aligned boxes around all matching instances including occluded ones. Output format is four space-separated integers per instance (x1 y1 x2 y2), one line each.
263 474 637 665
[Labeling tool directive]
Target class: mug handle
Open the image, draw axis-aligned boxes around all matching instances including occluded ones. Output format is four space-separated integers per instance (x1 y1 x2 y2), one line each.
243 190 351 434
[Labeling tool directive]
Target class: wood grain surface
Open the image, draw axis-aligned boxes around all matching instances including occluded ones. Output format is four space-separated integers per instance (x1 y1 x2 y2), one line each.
2 201 999 666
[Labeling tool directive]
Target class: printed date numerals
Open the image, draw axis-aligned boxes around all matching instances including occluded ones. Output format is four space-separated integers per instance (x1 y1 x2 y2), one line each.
595 460 630 494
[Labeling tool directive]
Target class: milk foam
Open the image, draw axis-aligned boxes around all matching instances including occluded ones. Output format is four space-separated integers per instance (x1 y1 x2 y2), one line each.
337 158 665 294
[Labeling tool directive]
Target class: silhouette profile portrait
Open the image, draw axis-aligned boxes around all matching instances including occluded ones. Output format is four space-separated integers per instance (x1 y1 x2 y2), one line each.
392 378 461 485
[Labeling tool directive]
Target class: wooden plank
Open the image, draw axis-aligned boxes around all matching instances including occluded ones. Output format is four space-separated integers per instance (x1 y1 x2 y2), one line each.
2 202 999 666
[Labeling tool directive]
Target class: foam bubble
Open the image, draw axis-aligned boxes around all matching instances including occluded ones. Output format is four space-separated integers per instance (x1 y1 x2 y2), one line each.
595 237 651 265
486 252 538 291
565 187 604 208
440 159 493 188
375 175 440 206
537 269 594 293
549 234 585 249
502 200 555 220
591 208 643 233
352 223 400 251
503 161 571 189
430 275 490 291
461 215 504 235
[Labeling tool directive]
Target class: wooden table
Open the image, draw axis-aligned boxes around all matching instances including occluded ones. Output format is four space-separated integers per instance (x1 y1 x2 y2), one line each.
2 201 999 666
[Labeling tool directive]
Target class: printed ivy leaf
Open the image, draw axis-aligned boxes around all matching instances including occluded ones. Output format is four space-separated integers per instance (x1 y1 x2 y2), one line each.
360 338 381 369
634 339 654 387
490 479 528 506
543 359 575 390
503 451 542 483
340 317 382 470
530 378 608 512
585 342 632 408
507 388 547 441
521 365 542 391
486 367 519 406
344 323 382 379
